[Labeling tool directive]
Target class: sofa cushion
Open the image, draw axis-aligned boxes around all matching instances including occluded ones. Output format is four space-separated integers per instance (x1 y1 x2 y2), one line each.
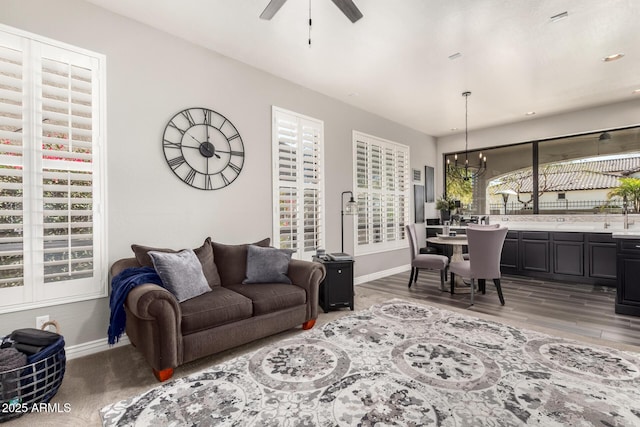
212 238 270 285
243 245 293 284
132 237 222 288
180 287 253 335
148 249 211 303
225 283 306 316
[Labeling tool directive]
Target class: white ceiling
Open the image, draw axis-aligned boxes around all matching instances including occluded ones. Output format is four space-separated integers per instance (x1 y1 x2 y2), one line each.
85 0 640 137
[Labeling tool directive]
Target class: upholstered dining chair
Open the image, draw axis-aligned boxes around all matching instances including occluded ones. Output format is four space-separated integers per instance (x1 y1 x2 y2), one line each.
406 224 449 290
449 225 508 305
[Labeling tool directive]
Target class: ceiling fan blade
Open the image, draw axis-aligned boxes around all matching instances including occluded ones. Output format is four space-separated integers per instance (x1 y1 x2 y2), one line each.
260 0 288 20
330 0 363 23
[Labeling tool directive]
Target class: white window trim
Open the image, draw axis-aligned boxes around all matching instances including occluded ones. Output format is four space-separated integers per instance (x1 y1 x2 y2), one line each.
0 24 107 313
271 106 325 260
352 131 410 256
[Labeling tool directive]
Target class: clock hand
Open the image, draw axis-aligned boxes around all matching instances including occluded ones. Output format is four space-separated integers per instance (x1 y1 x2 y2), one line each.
184 132 201 145
206 144 221 159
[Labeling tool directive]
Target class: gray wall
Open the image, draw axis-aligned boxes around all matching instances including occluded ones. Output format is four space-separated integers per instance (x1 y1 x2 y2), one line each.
0 0 436 347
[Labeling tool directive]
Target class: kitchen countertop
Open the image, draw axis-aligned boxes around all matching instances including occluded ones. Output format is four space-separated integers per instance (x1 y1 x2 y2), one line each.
427 224 631 233
611 230 640 239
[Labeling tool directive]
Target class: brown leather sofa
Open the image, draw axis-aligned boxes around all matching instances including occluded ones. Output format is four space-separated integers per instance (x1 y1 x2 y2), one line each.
110 238 325 381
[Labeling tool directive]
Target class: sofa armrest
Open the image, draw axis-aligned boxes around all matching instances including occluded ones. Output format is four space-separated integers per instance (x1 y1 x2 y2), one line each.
287 259 326 321
126 283 181 319
110 257 140 278
124 283 183 370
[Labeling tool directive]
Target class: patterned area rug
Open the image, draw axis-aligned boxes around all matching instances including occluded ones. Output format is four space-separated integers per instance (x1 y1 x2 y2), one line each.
100 299 640 426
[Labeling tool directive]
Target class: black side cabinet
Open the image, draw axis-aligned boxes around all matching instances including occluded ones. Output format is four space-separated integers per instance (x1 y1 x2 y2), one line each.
616 239 640 316
313 257 354 313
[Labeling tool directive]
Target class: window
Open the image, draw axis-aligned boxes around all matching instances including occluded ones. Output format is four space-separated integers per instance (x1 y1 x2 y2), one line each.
272 107 324 260
445 126 640 215
0 26 106 312
353 131 409 255
445 143 532 215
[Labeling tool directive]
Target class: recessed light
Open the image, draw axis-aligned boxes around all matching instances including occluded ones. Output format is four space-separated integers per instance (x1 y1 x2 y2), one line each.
448 52 462 60
550 11 568 22
602 53 624 62
525 111 536 116
633 89 640 95
348 92 359 97
450 127 458 131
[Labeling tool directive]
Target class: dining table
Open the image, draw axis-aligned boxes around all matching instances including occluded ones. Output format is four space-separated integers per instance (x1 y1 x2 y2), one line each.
426 235 472 293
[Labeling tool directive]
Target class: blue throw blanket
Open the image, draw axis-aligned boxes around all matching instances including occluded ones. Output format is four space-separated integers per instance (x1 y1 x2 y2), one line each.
108 267 163 345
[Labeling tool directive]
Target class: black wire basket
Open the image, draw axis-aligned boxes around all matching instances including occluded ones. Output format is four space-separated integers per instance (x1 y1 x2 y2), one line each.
0 335 66 423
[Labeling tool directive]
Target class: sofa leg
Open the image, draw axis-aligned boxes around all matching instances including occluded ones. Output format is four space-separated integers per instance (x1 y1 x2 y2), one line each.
153 367 174 382
302 319 316 330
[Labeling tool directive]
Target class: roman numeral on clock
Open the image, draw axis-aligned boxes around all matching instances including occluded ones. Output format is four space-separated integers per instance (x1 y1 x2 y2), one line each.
181 110 196 127
184 168 196 185
228 162 242 174
202 109 212 126
168 156 186 169
167 121 186 136
163 139 181 149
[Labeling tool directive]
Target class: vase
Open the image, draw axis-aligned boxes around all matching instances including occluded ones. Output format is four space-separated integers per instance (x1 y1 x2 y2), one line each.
440 210 450 224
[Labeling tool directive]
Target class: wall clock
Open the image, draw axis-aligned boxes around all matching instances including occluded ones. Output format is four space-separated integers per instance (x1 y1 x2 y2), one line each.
162 107 245 190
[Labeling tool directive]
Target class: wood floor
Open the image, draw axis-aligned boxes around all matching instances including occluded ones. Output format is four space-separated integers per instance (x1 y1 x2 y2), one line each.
358 270 640 348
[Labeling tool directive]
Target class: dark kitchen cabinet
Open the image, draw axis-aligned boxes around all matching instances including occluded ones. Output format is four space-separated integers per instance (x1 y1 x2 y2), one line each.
615 239 640 316
496 230 616 287
500 231 519 272
552 232 584 277
520 232 550 273
587 233 617 281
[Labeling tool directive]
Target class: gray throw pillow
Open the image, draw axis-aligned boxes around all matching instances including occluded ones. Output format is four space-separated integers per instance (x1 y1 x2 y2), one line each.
243 245 293 284
148 249 211 302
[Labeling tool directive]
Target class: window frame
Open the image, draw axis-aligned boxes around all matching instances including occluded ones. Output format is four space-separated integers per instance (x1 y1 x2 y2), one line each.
0 24 107 313
444 125 640 215
352 131 410 256
271 106 325 260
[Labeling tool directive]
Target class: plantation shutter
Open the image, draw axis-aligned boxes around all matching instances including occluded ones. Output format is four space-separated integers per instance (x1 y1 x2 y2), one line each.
0 40 25 298
353 132 409 255
0 27 105 310
41 56 96 286
272 108 324 260
356 141 369 245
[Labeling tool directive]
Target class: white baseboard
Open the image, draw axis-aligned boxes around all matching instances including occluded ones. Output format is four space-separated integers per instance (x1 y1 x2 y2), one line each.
64 265 410 359
354 264 410 285
65 335 130 360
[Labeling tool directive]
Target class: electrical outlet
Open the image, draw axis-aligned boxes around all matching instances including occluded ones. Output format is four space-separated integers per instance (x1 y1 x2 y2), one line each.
36 315 50 330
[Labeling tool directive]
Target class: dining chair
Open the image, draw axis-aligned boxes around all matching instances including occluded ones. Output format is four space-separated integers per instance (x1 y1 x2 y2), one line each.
406 224 449 290
449 225 508 305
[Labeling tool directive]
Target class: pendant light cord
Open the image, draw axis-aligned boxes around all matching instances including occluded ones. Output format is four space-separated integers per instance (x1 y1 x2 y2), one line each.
465 92 469 164
463 91 471 168
308 0 312 46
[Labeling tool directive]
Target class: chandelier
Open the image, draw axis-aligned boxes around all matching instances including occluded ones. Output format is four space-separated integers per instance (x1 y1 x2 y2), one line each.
447 91 487 181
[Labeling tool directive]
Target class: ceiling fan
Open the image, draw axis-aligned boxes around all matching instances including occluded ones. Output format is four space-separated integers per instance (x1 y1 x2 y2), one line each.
260 0 363 23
